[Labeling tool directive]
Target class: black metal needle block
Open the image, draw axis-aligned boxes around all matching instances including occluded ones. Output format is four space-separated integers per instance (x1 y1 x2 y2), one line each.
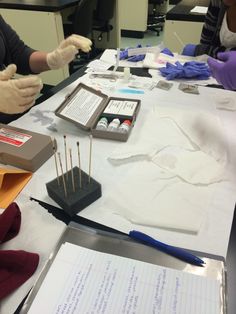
46 166 102 217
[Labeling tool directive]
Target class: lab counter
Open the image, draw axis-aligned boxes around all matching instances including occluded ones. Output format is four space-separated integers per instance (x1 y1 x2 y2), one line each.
163 3 207 53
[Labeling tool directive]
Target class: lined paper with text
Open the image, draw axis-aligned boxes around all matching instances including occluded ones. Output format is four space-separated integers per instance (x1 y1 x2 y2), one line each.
28 243 220 314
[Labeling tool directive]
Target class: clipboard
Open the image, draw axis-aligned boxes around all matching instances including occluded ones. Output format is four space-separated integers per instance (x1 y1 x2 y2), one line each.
20 222 227 313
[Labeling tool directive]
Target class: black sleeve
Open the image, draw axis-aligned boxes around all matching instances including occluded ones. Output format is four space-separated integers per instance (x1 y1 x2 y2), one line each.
0 15 36 74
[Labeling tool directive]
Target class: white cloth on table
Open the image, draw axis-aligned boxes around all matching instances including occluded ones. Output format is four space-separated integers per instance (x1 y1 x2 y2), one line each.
99 160 215 233
105 106 227 233
109 107 227 184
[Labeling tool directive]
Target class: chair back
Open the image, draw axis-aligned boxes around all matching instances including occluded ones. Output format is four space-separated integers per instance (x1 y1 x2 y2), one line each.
149 0 164 4
73 0 96 37
94 0 115 23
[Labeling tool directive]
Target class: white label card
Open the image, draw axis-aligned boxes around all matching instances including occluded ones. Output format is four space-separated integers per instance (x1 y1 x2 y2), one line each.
104 100 137 116
60 88 103 126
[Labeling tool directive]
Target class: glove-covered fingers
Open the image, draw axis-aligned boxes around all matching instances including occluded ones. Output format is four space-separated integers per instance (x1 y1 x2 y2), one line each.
13 76 43 90
217 52 230 62
18 97 36 108
18 85 43 98
0 64 17 81
61 34 92 53
3 96 35 114
60 45 78 63
47 45 78 70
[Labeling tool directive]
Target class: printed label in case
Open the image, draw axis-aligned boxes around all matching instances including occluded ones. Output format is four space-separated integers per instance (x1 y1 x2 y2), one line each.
0 128 32 147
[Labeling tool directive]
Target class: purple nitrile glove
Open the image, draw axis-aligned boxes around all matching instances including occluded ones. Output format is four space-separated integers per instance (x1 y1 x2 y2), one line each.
207 51 236 90
159 61 210 80
161 48 174 56
119 49 129 60
127 54 145 62
182 44 196 56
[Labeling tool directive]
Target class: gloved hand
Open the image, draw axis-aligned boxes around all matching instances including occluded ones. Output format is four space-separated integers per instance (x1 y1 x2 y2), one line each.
161 48 174 56
0 64 17 80
47 34 92 70
182 44 196 56
0 65 43 114
207 51 236 90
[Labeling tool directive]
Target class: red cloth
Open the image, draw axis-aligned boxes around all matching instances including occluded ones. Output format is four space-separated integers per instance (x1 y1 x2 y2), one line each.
0 202 21 243
0 250 39 300
0 203 40 300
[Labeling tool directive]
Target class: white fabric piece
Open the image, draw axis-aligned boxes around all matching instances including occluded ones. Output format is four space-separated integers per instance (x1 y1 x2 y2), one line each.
109 108 226 185
99 161 212 233
215 96 236 111
108 110 194 164
152 146 225 184
0 197 66 314
155 106 227 164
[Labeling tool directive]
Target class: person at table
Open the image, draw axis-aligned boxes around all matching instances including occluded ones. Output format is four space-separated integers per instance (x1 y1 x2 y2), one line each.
181 0 236 90
182 0 236 57
0 14 92 122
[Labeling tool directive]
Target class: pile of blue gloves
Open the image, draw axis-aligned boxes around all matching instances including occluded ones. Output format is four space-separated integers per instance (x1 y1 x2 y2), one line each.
159 46 210 80
119 44 146 62
159 61 210 80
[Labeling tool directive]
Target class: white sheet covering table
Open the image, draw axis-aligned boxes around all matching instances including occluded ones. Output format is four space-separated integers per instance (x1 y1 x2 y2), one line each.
8 72 236 260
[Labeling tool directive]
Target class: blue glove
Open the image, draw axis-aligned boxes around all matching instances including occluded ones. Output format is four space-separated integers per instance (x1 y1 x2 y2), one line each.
119 49 129 60
182 44 196 56
159 61 210 80
119 44 146 62
127 54 145 62
161 48 174 56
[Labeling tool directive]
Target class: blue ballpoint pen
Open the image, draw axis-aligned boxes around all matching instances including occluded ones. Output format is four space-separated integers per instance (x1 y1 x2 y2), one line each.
129 230 205 267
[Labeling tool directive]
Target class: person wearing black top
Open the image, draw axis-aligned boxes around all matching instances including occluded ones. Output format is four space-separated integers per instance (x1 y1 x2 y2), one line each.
0 15 92 123
182 0 236 57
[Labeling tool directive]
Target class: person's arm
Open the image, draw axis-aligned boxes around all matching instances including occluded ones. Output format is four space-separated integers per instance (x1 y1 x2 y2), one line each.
0 15 35 74
29 34 92 73
0 15 92 74
29 51 50 73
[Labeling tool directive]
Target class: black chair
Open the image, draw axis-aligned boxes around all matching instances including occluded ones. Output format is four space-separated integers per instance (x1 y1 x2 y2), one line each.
63 0 96 38
92 0 115 42
63 0 97 74
147 0 166 36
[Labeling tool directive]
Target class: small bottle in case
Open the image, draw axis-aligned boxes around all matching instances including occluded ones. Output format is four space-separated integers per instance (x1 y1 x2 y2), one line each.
118 120 132 133
107 118 120 132
96 117 108 130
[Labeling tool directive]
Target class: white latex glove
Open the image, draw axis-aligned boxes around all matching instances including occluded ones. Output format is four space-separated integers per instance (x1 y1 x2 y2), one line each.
0 64 17 80
46 34 92 70
0 65 43 114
